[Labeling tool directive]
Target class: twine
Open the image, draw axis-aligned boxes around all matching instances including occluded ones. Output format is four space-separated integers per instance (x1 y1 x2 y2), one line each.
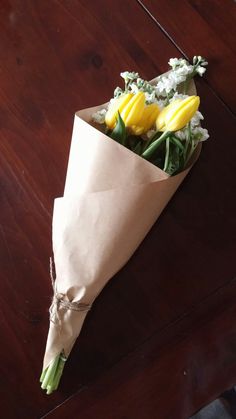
49 257 92 324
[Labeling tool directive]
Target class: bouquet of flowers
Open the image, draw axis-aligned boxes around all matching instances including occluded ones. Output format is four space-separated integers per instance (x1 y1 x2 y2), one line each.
40 56 209 394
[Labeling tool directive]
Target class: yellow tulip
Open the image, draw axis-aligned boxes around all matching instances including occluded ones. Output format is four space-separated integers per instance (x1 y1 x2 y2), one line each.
105 93 133 129
156 96 200 132
131 103 160 135
105 91 160 135
120 91 145 127
156 99 182 131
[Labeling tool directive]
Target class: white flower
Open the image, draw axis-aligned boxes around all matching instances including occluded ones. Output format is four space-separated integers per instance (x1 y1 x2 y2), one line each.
120 71 139 82
192 126 209 141
114 86 124 98
168 57 188 69
168 58 180 68
130 82 140 94
190 111 204 127
92 108 107 124
196 66 206 76
175 129 187 141
176 64 191 76
169 70 183 86
156 75 177 95
156 60 194 97
145 90 157 104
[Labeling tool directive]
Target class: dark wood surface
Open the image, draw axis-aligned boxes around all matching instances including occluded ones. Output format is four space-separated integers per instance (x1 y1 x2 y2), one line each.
0 1 235 418
139 0 236 114
45 279 236 419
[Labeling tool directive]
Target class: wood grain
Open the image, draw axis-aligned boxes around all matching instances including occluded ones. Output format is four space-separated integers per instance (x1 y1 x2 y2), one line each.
44 278 236 419
139 0 236 113
0 1 235 418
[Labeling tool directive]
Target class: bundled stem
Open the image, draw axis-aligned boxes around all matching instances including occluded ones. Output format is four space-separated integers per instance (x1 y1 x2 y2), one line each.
40 352 67 394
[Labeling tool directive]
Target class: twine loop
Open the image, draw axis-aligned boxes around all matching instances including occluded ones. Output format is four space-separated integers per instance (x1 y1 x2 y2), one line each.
49 257 92 324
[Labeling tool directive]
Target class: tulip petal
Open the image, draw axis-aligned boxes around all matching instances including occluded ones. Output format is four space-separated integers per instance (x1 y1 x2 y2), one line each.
105 93 133 129
156 99 182 132
130 103 159 135
165 96 200 132
156 96 200 132
121 92 145 127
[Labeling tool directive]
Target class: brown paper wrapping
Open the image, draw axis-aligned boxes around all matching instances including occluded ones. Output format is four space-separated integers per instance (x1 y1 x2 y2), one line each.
43 78 200 369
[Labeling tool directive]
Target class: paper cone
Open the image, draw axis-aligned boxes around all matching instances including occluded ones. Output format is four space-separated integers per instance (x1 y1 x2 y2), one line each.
43 103 201 369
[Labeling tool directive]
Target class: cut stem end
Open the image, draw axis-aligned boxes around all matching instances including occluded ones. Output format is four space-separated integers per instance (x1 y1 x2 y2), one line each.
40 352 67 395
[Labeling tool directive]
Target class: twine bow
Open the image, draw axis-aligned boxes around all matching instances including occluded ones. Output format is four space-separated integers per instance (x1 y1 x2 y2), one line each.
49 257 92 325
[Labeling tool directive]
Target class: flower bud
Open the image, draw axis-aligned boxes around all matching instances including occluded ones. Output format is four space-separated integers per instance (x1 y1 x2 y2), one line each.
106 91 160 136
156 99 182 132
156 96 200 132
105 93 133 129
131 103 160 135
120 91 146 127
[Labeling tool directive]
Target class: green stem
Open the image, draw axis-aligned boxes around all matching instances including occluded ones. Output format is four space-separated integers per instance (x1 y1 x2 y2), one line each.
40 353 60 392
40 352 67 395
40 368 47 383
52 355 67 391
183 122 191 160
141 131 170 160
170 135 185 151
185 139 197 167
142 132 158 153
163 137 170 172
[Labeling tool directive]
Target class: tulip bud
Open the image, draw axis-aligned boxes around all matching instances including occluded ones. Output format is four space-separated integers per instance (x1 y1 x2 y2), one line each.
120 91 145 127
156 96 200 132
106 91 160 136
105 93 133 129
156 99 182 132
131 103 160 135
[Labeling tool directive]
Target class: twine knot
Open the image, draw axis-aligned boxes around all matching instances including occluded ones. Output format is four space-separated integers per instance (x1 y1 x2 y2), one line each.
49 257 92 324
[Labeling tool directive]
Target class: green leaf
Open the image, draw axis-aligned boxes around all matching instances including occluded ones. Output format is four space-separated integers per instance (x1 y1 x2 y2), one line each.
127 135 143 154
170 135 185 152
165 141 183 175
133 140 142 155
110 111 126 145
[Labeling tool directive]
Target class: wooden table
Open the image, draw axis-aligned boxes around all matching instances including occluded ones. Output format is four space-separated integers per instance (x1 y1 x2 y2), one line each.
1 1 236 418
